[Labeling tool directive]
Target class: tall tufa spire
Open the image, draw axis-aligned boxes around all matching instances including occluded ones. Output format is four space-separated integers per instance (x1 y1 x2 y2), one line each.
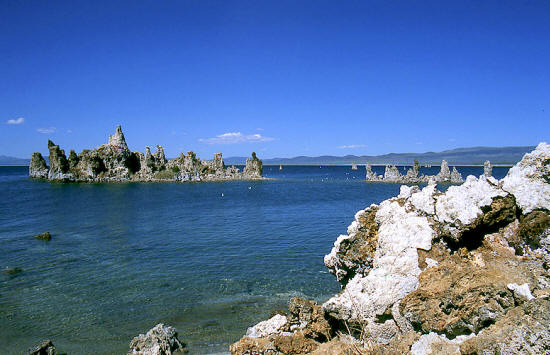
108 125 128 149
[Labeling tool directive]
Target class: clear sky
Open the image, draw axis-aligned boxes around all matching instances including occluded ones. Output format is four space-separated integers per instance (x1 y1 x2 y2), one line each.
1 1 548 159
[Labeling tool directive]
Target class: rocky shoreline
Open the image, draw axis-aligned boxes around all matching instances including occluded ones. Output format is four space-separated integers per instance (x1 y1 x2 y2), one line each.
29 126 264 183
231 142 550 354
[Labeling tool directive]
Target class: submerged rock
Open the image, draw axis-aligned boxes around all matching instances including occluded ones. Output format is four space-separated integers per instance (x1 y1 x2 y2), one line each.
27 339 56 355
128 323 186 355
29 126 265 183
231 142 550 354
4 266 23 275
34 232 51 241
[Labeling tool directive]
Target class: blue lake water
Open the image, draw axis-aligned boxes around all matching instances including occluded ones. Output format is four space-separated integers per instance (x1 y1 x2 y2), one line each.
0 165 510 354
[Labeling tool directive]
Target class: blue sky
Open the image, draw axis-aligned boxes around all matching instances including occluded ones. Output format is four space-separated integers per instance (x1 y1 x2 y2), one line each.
1 1 548 159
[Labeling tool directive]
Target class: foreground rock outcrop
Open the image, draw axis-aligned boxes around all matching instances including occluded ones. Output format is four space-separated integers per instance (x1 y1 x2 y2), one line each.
128 323 186 355
232 142 550 354
29 126 264 182
365 159 464 184
27 339 56 355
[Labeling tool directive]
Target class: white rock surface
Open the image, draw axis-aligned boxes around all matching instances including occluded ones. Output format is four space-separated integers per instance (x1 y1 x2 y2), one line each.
435 175 507 237
323 200 434 320
410 332 475 355
507 283 535 301
501 142 550 213
245 314 287 338
408 182 438 215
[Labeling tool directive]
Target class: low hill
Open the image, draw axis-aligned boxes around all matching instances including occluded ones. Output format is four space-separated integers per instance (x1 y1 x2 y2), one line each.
226 146 536 166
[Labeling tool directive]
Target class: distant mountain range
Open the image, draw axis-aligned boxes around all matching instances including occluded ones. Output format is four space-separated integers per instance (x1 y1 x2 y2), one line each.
1 145 536 166
224 145 536 166
0 155 31 166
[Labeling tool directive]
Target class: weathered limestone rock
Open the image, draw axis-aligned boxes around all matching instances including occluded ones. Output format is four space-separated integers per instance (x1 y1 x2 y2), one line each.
383 165 402 182
34 232 51 241
323 196 434 322
128 323 185 355
450 167 462 183
285 298 332 341
434 175 510 242
231 298 333 355
405 160 420 180
108 125 129 149
245 314 287 338
68 149 79 170
231 142 550 354
243 152 263 178
27 339 56 355
484 160 493 177
436 160 451 181
501 142 550 213
409 332 474 355
30 126 264 183
324 207 379 284
29 152 48 178
47 140 72 180
459 299 550 354
364 159 463 184
365 163 378 180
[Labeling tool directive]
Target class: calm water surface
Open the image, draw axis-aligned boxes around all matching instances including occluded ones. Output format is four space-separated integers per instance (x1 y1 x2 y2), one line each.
0 165 509 354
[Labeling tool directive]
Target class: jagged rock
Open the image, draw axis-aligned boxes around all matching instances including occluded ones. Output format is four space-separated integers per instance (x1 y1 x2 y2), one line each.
243 152 263 178
30 126 264 183
27 339 56 355
515 210 550 252
109 125 129 149
383 165 402 182
273 332 320 354
29 152 48 178
128 323 185 355
364 159 463 184
409 332 474 355
434 175 510 242
405 160 420 180
501 142 550 213
324 207 379 284
34 232 51 241
231 298 332 355
459 299 550 354
450 167 462 183
231 142 550 354
229 336 276 355
365 163 378 180
285 298 332 341
484 160 493 178
436 160 451 181
68 149 79 170
153 145 167 166
245 314 287 338
47 140 72 180
400 240 533 338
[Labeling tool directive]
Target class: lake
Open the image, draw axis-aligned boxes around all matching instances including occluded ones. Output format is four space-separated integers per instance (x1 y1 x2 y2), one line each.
0 165 509 354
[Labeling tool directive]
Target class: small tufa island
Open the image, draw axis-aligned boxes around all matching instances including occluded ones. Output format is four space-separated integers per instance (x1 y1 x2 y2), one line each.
365 160 467 184
29 126 264 182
